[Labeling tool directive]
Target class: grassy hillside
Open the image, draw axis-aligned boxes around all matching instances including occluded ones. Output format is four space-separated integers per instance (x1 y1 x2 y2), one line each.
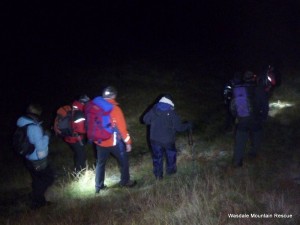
1 61 299 225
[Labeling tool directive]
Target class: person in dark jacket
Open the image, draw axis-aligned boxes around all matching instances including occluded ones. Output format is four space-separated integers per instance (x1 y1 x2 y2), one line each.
16 103 54 209
231 71 269 167
143 94 192 180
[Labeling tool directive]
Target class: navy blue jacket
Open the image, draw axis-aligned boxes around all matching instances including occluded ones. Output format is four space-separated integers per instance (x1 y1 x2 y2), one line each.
143 102 190 147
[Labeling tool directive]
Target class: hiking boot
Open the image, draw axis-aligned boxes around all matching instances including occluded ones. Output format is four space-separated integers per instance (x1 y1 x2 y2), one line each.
156 176 163 181
166 170 177 176
95 185 108 194
120 180 137 188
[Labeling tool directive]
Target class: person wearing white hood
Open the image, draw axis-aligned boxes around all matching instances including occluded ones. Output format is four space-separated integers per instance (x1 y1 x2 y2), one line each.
143 94 192 180
16 103 54 209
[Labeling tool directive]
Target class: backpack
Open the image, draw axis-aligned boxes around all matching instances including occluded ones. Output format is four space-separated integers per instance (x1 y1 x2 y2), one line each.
55 105 86 137
55 105 73 137
231 85 253 118
12 123 35 157
85 97 114 143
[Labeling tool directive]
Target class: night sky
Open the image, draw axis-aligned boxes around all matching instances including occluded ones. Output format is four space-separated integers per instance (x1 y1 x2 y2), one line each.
1 0 300 119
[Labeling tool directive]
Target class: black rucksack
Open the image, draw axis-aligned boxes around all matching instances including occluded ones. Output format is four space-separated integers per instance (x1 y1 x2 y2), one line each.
12 123 35 157
55 104 87 137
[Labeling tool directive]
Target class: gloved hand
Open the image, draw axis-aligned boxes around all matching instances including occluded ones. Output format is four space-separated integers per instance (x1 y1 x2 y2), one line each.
126 144 132 152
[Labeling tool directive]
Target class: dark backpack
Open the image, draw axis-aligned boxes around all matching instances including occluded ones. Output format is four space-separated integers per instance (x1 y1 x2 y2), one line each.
55 105 73 137
85 97 114 144
55 105 87 137
231 85 254 118
13 123 35 157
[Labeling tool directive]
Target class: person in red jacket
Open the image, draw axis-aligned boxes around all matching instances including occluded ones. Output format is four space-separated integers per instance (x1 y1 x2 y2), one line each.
54 94 90 174
95 86 136 193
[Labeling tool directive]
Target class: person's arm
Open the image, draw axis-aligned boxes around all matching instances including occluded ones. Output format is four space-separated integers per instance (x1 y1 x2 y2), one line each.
27 124 49 159
173 112 191 132
142 108 153 125
112 106 132 146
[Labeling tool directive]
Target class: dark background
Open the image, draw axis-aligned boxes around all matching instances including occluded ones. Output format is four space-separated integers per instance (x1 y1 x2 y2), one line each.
3 1 299 73
1 0 300 128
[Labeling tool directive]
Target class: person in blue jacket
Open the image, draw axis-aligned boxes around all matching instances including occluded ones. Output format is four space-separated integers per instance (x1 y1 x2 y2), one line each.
16 103 54 209
143 94 192 180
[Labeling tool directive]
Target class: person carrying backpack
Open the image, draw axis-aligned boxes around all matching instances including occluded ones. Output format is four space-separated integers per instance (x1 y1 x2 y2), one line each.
15 103 54 209
87 86 136 193
142 94 192 180
54 94 90 174
230 71 269 167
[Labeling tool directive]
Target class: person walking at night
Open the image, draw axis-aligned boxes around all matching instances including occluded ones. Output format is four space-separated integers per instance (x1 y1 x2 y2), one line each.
86 86 136 194
54 94 90 174
231 71 269 167
142 94 192 180
15 103 54 209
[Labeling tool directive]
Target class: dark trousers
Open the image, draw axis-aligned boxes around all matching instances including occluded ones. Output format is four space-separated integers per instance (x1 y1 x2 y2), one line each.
233 120 263 165
25 160 54 207
68 142 87 172
95 142 130 191
150 142 177 179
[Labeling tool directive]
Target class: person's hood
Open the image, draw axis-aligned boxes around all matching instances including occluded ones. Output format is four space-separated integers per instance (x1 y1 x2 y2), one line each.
155 95 175 113
154 102 174 116
16 116 38 127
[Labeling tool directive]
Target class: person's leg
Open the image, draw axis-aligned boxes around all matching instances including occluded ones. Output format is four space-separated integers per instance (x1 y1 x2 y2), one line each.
95 145 110 192
34 165 54 206
151 143 164 179
233 128 249 167
165 146 177 175
72 142 87 172
249 128 263 157
29 168 49 209
111 142 130 185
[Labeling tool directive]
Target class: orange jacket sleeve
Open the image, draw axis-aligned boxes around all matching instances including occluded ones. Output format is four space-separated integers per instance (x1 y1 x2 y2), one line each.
97 99 132 147
111 105 132 145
